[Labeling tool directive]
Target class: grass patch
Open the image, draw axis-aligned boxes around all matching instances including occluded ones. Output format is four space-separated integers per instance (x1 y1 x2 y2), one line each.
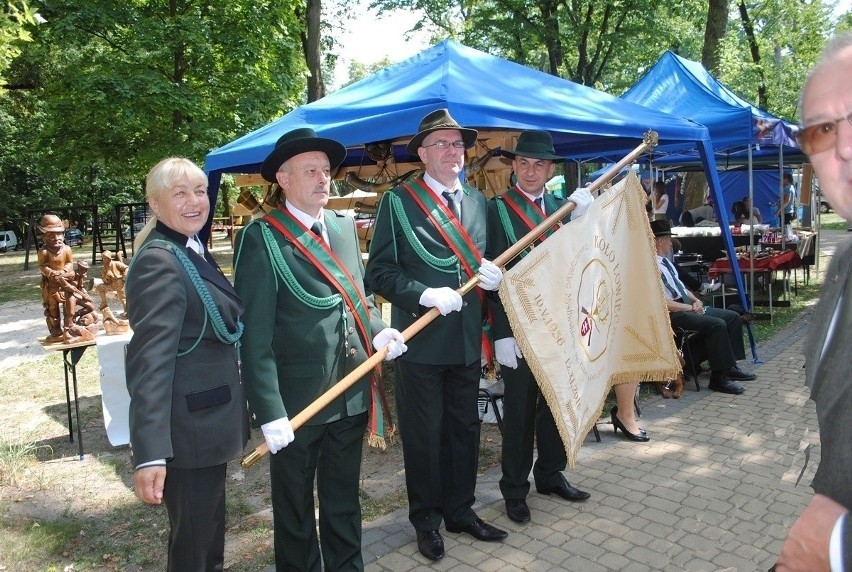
361 487 408 522
0 432 53 486
0 275 42 305
0 503 170 571
816 212 848 230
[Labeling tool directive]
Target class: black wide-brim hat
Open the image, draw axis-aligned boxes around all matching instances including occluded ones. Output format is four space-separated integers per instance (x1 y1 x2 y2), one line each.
260 128 347 183
405 108 478 155
502 130 564 162
650 219 673 237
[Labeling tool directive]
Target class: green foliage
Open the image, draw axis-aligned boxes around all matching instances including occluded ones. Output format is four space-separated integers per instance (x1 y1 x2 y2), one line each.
0 0 38 86
0 0 308 224
716 0 833 122
343 57 395 86
364 0 834 122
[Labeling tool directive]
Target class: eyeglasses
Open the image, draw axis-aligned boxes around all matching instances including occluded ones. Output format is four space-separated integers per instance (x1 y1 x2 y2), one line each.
422 139 466 149
796 111 852 154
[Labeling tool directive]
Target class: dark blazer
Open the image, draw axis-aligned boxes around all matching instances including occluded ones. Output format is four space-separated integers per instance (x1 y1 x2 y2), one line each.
233 209 385 427
366 178 487 366
485 189 570 341
803 236 852 567
125 224 249 469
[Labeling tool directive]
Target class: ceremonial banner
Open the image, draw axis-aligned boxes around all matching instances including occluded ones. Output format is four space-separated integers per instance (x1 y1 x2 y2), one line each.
499 172 679 467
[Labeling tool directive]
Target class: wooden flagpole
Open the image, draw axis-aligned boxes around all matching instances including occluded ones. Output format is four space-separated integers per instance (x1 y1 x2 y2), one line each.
241 131 658 468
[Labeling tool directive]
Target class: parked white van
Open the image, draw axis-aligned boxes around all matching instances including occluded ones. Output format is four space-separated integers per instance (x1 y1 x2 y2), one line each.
0 230 19 252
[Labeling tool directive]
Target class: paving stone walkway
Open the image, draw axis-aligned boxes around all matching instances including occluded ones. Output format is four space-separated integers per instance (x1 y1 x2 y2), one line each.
361 297 819 572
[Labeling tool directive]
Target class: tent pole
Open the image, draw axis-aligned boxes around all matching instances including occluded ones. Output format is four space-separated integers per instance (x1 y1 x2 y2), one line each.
747 145 755 308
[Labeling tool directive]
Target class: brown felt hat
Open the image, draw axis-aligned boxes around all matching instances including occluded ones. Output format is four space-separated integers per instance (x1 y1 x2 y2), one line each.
502 130 564 162
405 109 478 155
650 219 673 237
260 128 347 183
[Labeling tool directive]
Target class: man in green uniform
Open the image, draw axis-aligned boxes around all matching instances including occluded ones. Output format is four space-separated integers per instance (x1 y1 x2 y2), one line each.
485 130 593 524
366 109 506 561
234 128 407 571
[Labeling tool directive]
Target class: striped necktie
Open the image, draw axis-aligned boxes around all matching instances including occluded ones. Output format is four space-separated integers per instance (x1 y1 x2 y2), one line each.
662 257 689 301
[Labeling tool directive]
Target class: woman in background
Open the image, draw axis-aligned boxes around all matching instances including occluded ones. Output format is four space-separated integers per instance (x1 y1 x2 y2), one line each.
125 157 248 571
651 180 669 221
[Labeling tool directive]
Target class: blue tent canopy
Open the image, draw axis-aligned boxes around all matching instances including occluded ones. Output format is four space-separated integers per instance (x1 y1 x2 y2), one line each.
621 50 801 155
205 40 717 180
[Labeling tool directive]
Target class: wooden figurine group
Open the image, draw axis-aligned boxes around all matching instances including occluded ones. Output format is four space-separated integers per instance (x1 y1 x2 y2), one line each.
37 214 129 343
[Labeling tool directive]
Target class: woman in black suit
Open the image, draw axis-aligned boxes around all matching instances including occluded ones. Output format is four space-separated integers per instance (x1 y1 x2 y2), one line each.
125 157 248 571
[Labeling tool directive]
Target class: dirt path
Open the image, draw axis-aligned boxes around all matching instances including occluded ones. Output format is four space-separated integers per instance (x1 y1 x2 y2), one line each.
0 300 52 371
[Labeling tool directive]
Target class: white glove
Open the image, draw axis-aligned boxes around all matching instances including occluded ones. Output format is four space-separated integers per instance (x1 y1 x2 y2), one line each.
372 327 407 361
478 258 502 291
419 287 463 315
495 337 523 369
569 188 594 219
260 417 294 454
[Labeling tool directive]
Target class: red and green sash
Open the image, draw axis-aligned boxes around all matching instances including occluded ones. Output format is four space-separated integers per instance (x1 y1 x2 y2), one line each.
402 178 482 279
263 207 393 446
500 187 562 243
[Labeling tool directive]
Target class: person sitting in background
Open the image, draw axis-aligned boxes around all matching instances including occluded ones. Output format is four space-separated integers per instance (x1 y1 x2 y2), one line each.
731 201 748 224
742 196 762 224
680 202 716 227
652 220 755 395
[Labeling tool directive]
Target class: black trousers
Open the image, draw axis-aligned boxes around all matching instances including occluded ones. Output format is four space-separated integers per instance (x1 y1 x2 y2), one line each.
669 306 746 372
162 464 227 572
499 357 566 499
395 360 481 531
269 411 367 572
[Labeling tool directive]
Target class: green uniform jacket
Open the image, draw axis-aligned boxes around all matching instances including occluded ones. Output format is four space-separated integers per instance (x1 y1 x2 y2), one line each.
233 210 385 427
366 178 486 367
485 190 570 341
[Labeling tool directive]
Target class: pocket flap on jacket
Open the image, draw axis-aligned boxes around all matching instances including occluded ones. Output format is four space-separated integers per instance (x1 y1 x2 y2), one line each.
185 385 232 412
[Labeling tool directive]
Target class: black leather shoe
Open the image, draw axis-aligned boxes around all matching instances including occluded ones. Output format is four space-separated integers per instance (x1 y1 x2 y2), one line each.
416 529 444 560
708 376 745 394
725 366 756 381
536 480 591 501
445 518 508 541
505 499 530 523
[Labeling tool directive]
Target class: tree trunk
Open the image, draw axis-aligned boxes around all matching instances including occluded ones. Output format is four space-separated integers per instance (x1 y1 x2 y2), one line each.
691 0 729 211
682 172 708 212
738 0 766 109
540 0 562 76
701 0 727 74
302 0 324 102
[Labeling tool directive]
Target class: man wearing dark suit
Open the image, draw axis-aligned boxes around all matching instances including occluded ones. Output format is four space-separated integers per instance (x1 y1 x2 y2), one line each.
484 130 593 524
366 109 507 561
126 157 249 572
652 219 756 395
776 33 852 572
233 129 406 571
